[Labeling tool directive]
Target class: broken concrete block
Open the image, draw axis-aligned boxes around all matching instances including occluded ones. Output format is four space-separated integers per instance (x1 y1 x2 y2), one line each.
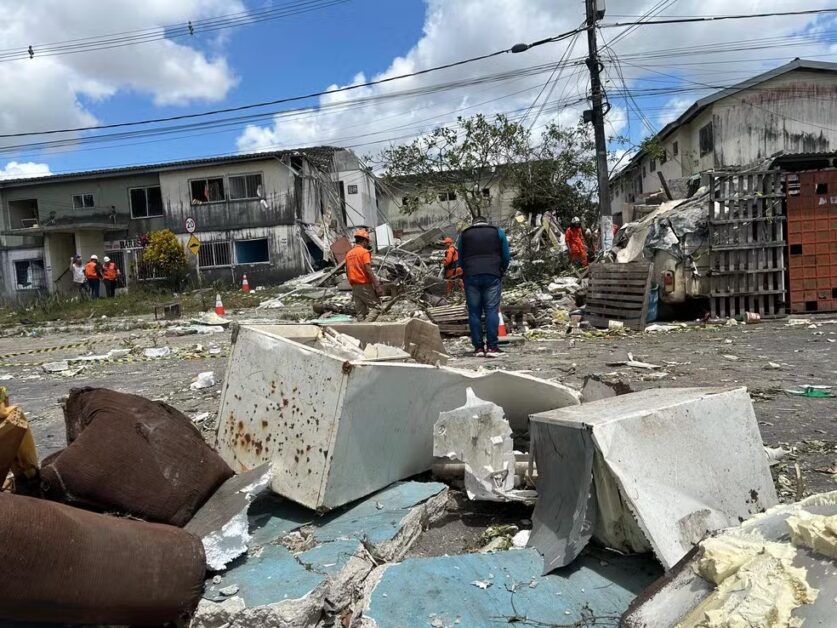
194 481 448 627
186 464 273 571
581 373 637 402
0 492 205 625
357 549 660 628
42 387 233 526
215 325 579 511
623 491 837 627
434 388 515 501
530 387 777 572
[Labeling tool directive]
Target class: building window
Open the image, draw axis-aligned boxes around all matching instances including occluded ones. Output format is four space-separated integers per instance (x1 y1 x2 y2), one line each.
699 122 714 156
14 259 45 290
190 177 225 203
347 184 358 195
228 173 263 200
642 166 646 178
481 188 491 198
234 239 270 264
649 158 656 172
198 240 232 268
438 191 457 202
672 141 679 156
129 186 164 219
8 199 39 229
72 194 95 209
660 150 667 165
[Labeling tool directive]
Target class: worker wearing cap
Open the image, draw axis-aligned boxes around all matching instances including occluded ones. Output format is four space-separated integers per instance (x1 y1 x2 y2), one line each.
565 216 588 267
102 256 121 298
84 254 102 299
442 236 463 295
345 228 382 321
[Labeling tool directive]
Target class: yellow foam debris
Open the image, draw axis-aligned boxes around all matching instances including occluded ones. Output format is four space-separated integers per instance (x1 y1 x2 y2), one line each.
787 512 837 560
696 531 796 586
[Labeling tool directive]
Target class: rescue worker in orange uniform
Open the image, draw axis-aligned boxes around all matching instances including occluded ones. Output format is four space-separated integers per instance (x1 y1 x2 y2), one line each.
102 256 120 298
565 216 588 268
442 236 463 295
344 228 382 321
84 254 102 299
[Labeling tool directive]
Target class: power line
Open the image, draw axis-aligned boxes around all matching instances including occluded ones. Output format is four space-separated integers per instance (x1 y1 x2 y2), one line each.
0 27 585 140
0 0 352 62
601 7 837 28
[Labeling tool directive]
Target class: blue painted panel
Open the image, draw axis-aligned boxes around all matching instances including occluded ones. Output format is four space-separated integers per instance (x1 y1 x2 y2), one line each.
365 549 660 627
297 539 363 576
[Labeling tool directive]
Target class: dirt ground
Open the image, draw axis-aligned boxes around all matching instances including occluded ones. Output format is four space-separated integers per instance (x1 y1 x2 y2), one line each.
3 310 835 557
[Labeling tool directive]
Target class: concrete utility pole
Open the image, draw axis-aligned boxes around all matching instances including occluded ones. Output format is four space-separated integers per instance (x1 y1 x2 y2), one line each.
584 0 613 251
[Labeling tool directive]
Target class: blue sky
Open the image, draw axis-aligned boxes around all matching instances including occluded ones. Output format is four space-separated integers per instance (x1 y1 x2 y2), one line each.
0 0 835 179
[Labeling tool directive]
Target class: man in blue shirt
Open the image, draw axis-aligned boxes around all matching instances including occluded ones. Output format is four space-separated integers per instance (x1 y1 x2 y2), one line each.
456 216 511 358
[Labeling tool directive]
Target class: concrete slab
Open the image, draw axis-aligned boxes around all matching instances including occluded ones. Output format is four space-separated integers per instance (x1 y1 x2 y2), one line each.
357 549 660 627
193 481 448 627
216 325 579 511
530 387 778 572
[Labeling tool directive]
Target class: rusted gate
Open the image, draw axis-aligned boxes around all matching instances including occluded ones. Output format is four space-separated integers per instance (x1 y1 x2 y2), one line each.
708 171 787 318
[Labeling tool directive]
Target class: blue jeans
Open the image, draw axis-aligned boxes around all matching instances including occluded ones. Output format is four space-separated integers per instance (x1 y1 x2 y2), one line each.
88 278 100 299
464 274 502 350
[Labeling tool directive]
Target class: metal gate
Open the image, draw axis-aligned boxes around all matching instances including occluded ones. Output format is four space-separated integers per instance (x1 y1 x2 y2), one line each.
708 171 787 318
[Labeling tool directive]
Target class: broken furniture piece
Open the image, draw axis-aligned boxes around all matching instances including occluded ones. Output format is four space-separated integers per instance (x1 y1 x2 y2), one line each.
529 387 778 573
215 323 580 511
154 300 182 320
433 388 533 502
0 492 205 626
42 387 233 526
0 388 38 489
623 491 837 627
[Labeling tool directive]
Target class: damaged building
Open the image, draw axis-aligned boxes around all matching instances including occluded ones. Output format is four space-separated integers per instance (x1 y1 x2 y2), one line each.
611 59 837 224
0 148 378 299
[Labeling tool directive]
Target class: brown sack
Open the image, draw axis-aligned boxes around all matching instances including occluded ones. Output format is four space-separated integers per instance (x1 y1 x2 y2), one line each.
41 387 233 526
0 492 205 625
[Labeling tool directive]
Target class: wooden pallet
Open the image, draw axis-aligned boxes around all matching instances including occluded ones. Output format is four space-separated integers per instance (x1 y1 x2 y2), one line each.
427 304 469 336
586 262 653 331
708 171 787 319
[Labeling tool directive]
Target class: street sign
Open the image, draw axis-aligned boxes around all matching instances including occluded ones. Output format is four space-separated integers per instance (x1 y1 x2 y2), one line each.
185 216 197 234
187 234 201 256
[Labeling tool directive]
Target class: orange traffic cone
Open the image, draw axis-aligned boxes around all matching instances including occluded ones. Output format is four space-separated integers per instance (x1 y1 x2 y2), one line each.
215 293 225 316
498 311 508 337
241 274 250 293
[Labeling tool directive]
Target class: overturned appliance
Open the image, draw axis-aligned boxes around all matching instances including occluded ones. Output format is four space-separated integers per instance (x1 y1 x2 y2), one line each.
529 387 777 573
215 321 580 511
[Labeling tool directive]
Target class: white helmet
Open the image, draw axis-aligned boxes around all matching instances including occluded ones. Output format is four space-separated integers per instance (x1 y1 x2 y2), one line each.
103 256 110 263
90 254 98 260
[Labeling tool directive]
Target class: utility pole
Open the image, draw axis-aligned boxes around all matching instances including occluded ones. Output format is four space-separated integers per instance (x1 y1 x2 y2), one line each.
584 0 613 251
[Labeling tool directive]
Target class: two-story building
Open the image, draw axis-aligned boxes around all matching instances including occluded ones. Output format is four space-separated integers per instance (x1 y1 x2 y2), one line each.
0 148 378 299
611 59 837 223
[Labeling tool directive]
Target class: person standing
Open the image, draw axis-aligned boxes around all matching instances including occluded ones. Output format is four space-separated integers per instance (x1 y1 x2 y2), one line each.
565 216 588 267
344 228 382 321
457 216 511 358
102 256 120 298
84 254 102 299
71 255 86 297
442 236 463 295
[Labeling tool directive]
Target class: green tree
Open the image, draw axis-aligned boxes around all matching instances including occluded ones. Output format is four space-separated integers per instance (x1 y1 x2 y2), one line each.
141 229 188 289
376 114 531 219
511 122 598 227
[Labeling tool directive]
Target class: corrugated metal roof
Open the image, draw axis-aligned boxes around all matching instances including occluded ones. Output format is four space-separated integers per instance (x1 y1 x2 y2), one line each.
0 146 343 187
611 59 837 180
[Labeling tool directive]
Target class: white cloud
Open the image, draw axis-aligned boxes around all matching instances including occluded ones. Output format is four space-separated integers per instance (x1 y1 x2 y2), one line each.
0 161 51 179
0 0 242 144
236 0 837 157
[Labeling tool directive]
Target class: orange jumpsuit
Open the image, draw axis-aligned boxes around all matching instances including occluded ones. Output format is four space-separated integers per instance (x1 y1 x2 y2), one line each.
565 226 588 267
443 245 463 294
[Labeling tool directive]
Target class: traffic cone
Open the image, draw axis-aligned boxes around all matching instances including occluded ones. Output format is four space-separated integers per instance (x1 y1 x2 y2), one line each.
498 311 508 337
214 293 225 316
241 274 250 293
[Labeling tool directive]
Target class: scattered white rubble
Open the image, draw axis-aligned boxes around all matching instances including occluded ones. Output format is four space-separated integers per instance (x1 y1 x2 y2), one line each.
143 347 171 359
190 372 216 390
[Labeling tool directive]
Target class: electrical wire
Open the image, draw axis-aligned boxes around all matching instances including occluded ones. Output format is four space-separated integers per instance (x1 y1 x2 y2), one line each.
0 0 353 62
0 26 585 139
600 7 837 28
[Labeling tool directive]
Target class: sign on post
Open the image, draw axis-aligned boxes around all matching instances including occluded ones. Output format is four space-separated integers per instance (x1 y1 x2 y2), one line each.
187 234 201 256
185 217 197 234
